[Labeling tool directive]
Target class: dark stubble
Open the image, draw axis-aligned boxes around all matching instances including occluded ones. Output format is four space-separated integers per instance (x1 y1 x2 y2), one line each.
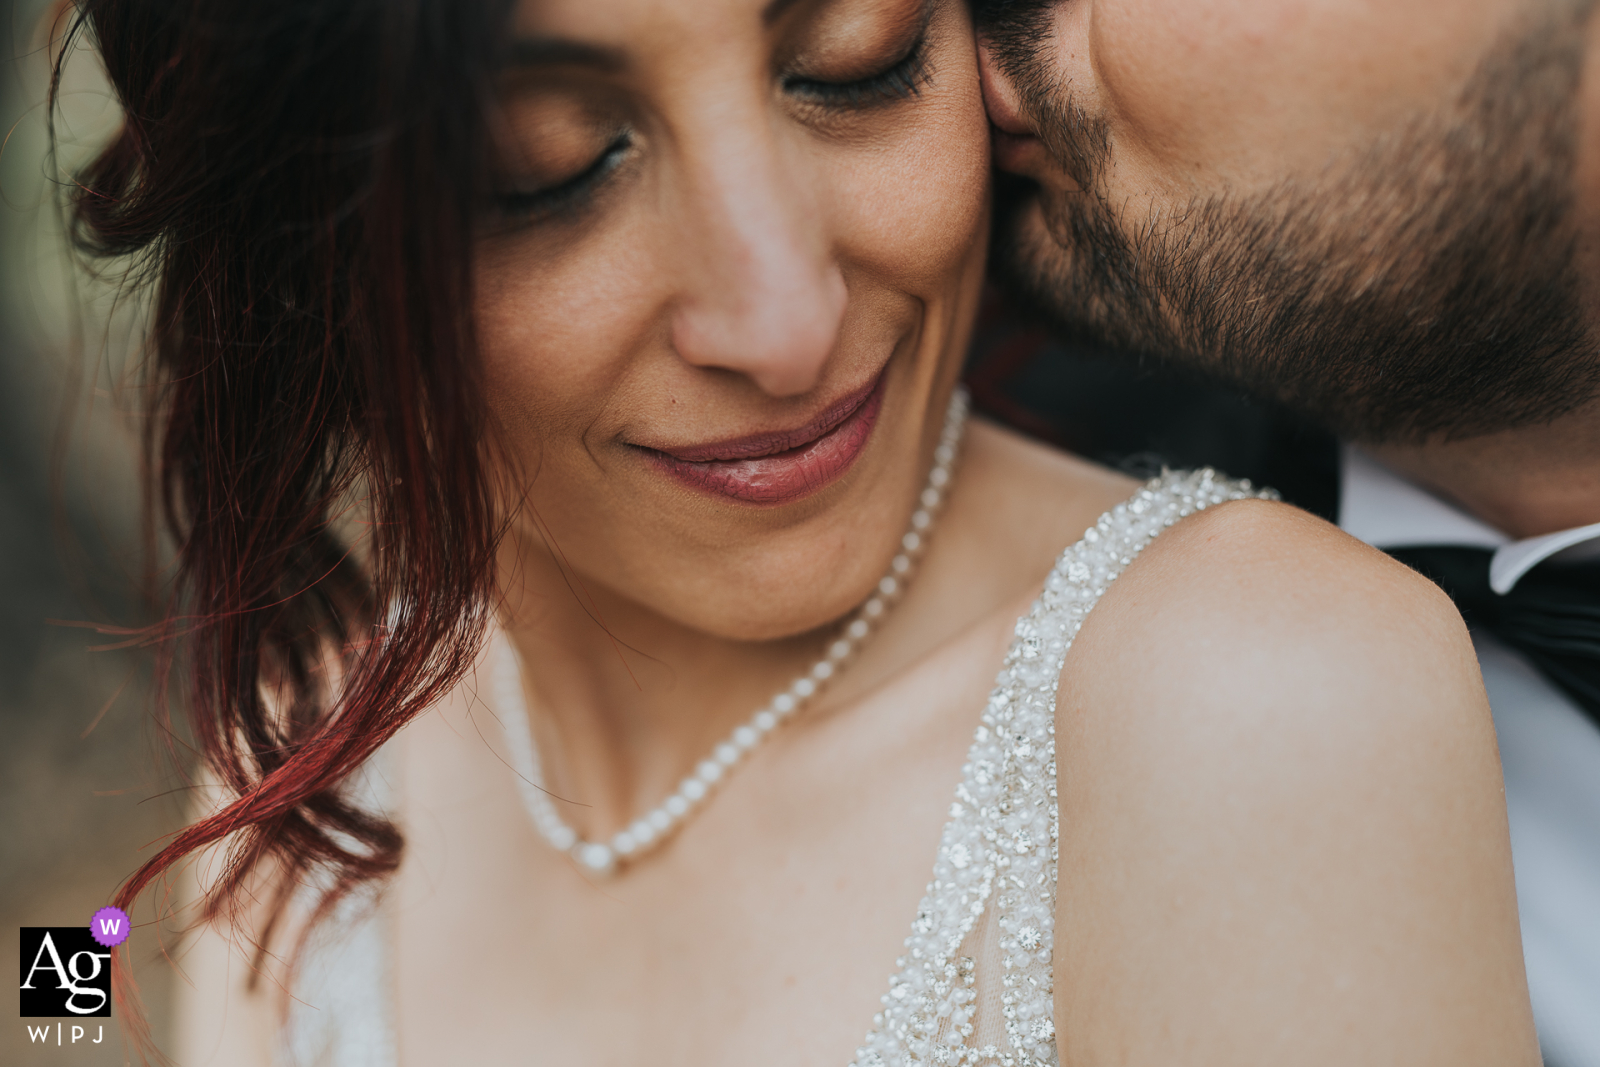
981 0 1600 443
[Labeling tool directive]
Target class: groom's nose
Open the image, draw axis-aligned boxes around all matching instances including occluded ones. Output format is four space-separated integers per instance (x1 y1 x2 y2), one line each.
977 38 1060 185
977 40 1033 139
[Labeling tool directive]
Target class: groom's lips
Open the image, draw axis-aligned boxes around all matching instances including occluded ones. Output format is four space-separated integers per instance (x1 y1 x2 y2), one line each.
991 128 1044 175
638 373 886 506
991 127 1085 195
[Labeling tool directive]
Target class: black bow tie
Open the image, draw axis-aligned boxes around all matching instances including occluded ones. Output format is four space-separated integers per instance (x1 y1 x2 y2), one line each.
1387 546 1600 732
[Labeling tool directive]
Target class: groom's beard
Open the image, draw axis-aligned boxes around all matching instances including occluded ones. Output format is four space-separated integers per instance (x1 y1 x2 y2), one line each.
986 2 1600 445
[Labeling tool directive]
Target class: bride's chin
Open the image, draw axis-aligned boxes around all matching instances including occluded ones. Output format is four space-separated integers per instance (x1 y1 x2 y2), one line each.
650 566 889 646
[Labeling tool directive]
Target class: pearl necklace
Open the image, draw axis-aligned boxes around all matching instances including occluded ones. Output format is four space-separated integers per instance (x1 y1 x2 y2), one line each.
496 386 969 877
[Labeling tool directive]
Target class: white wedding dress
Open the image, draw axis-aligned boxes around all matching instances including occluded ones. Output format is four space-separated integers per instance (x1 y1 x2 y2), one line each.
280 470 1271 1067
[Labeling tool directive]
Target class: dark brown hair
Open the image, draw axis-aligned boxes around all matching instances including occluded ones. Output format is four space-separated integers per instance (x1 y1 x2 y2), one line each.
52 0 515 1041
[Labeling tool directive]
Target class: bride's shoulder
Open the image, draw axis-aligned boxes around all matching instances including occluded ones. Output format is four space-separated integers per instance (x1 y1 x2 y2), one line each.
1045 471 1533 1062
1105 486 1470 680
1072 484 1481 741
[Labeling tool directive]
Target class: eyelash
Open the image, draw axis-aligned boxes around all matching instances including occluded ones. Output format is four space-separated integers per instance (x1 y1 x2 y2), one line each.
492 131 633 223
490 34 933 226
783 34 932 109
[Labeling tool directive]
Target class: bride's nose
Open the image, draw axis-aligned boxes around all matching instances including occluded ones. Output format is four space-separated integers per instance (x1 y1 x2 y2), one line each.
668 123 847 398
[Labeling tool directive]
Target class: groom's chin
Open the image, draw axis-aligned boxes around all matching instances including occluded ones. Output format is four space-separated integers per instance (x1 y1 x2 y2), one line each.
992 187 1183 365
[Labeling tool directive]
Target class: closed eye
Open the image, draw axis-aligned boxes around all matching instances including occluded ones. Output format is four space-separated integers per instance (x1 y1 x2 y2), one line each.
491 129 634 223
783 34 931 109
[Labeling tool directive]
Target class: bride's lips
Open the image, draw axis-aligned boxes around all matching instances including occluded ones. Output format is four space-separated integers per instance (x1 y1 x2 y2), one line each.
638 373 886 505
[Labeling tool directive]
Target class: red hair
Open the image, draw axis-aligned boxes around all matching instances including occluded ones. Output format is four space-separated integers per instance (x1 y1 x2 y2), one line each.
54 0 516 1047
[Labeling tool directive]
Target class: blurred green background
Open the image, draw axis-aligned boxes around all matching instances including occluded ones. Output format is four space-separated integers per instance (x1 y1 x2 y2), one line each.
2 3 183 1063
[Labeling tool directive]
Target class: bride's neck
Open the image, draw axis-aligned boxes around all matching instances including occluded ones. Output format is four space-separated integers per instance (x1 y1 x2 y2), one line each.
494 535 833 840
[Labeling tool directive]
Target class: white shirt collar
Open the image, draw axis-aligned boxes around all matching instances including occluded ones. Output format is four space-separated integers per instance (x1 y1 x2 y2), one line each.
1338 444 1600 594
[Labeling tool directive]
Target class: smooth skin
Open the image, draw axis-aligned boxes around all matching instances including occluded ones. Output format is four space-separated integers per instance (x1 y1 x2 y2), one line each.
173 0 1534 1064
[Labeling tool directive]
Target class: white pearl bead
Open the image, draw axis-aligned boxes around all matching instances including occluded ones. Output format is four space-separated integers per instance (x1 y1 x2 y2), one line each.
911 509 932 530
929 467 949 487
829 639 853 660
863 598 885 618
648 809 672 831
773 693 797 714
664 794 691 817
792 677 817 698
630 819 655 845
681 777 707 801
549 825 577 851
878 576 899 597
891 554 910 575
921 488 941 509
715 742 741 766
811 661 834 681
902 532 921 553
754 710 778 732
578 843 613 872
934 444 955 466
847 619 870 640
697 759 723 783
612 831 637 855
733 725 760 749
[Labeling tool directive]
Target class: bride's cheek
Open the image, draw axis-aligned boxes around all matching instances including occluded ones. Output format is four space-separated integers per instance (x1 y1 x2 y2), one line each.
473 204 660 438
836 90 992 295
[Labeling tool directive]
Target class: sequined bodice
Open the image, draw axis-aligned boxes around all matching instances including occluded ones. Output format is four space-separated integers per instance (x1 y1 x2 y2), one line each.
282 470 1271 1067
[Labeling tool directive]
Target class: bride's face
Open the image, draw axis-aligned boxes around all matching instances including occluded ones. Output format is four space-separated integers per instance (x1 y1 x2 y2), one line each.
476 0 990 641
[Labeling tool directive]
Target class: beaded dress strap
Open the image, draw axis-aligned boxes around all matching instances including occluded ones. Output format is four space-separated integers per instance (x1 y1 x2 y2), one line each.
850 469 1275 1067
